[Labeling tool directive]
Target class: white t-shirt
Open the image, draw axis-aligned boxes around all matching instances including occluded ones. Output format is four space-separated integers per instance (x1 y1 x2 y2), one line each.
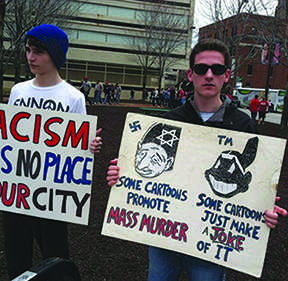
9 79 86 114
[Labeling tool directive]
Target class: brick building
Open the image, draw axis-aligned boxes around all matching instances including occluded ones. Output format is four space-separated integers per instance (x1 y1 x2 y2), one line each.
199 6 288 90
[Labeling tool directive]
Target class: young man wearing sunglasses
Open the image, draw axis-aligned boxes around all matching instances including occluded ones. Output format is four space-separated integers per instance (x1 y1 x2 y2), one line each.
107 39 287 280
164 39 255 131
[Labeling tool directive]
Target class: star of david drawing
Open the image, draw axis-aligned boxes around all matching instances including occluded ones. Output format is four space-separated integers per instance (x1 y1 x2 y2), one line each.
156 129 179 147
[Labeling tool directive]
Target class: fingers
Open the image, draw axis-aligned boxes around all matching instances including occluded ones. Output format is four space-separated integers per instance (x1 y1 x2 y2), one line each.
110 158 118 165
89 137 102 153
264 209 278 229
264 203 288 229
89 128 103 153
107 165 120 173
274 205 288 217
273 197 288 216
106 163 120 186
96 128 102 135
106 173 120 186
265 220 277 229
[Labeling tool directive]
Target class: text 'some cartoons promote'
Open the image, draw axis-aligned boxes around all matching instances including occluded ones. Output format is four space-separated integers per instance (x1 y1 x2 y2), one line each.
102 112 286 277
0 103 97 225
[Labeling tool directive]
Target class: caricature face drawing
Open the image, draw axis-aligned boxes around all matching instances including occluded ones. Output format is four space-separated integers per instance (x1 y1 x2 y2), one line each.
135 123 181 178
135 142 174 178
205 137 259 198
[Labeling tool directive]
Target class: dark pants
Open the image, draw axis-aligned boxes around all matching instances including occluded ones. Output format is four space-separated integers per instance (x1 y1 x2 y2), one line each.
251 111 257 120
94 90 103 104
259 111 266 120
84 93 92 105
2 212 69 279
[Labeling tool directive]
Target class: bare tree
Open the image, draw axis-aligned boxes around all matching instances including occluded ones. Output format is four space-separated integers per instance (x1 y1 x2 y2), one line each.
0 0 81 102
199 0 276 24
197 0 276 77
130 0 191 93
275 3 288 127
130 6 158 97
0 0 11 103
152 1 190 90
198 0 288 127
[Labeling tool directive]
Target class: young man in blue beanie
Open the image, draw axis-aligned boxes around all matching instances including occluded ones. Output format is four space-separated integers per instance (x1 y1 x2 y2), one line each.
106 39 287 281
3 24 102 279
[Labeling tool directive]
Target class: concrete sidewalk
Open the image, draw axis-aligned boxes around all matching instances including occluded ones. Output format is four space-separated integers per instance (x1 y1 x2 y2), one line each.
239 108 281 124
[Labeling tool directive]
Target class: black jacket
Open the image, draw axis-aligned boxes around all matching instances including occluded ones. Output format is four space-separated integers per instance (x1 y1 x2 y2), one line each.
164 98 257 134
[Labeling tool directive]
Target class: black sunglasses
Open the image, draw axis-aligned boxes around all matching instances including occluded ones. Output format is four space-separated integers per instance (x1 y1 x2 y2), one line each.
193 64 227 75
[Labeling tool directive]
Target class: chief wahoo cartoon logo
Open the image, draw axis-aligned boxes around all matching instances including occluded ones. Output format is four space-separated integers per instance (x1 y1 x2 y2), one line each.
205 137 259 198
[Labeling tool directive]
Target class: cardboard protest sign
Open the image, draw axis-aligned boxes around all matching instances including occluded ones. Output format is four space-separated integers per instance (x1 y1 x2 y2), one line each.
102 112 286 277
0 103 97 225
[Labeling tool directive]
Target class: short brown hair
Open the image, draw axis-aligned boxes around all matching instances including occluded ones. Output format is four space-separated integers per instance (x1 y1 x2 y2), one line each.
189 39 231 69
25 35 47 51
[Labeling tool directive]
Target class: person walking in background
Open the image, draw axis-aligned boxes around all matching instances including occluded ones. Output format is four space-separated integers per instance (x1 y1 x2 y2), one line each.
158 88 165 107
4 24 103 279
106 39 287 281
130 88 135 100
249 94 260 120
258 96 270 124
115 83 122 104
103 81 112 105
169 85 176 109
110 83 116 103
151 87 158 106
224 84 233 104
143 88 149 101
80 75 92 105
178 87 185 104
164 88 170 106
94 80 103 104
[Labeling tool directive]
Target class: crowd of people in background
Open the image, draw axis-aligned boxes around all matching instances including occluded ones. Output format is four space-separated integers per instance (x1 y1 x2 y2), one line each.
72 76 274 123
74 77 123 105
149 85 191 109
67 76 194 109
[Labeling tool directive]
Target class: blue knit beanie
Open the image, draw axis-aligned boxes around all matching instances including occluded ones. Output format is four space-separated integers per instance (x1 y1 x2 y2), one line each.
24 24 69 69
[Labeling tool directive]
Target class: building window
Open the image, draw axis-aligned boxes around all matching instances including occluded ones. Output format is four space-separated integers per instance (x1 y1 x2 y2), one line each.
80 4 107 15
80 31 107 43
247 64 253 75
80 4 136 19
109 6 136 19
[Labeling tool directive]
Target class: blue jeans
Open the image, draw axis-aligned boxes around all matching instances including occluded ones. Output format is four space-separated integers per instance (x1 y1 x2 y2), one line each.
148 247 225 281
94 90 102 104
